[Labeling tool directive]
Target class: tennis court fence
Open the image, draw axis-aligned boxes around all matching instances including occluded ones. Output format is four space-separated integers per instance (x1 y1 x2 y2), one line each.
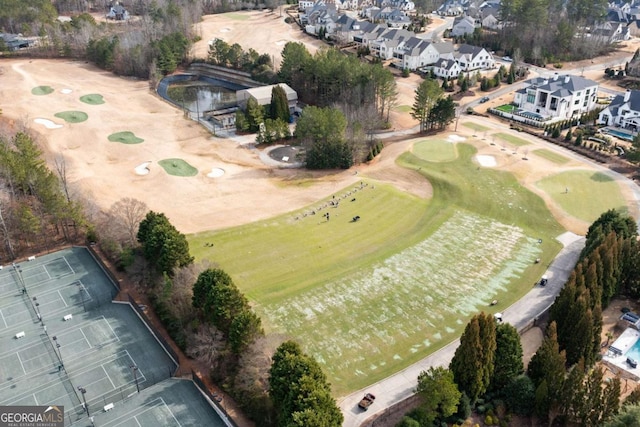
126 294 180 368
82 245 121 292
191 369 238 427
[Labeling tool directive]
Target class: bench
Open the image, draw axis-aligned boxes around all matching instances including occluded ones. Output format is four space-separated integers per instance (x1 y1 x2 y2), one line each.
104 403 114 412
63 314 73 321
15 331 25 339
27 256 36 261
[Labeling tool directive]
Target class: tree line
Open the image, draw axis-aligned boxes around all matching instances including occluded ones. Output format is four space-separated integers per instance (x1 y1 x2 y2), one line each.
401 210 640 426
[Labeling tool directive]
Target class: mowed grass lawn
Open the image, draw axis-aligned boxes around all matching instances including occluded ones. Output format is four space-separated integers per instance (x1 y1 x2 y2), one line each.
494 132 530 147
536 170 627 223
532 149 570 164
412 139 457 162
462 122 490 132
190 143 571 395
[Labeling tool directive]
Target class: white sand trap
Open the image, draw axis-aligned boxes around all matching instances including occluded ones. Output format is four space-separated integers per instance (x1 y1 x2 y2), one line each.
276 40 287 45
220 28 231 32
447 135 466 143
135 162 151 176
34 118 63 129
476 155 496 167
60 88 72 94
207 167 225 178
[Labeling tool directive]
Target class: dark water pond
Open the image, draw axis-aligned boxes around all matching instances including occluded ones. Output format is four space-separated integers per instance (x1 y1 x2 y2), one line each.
166 81 236 113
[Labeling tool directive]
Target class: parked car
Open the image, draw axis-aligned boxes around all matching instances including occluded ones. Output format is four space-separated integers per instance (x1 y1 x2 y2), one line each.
502 56 512 62
479 96 490 103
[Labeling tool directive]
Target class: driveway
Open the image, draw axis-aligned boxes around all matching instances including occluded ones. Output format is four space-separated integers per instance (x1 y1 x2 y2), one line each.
339 232 585 427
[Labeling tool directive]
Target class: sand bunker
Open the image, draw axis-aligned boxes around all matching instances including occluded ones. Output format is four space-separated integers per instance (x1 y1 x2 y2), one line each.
60 88 72 94
276 40 287 45
207 167 225 178
220 28 231 32
447 135 466 143
476 155 497 167
34 118 63 129
135 162 151 176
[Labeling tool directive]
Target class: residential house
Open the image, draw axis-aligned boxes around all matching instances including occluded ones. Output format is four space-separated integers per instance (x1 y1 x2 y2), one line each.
369 28 413 59
454 44 494 71
379 0 415 11
437 0 466 16
628 19 640 36
598 90 640 130
371 7 411 28
361 5 381 19
479 6 501 29
299 0 316 10
450 15 477 36
589 21 631 43
0 33 33 51
352 22 388 46
513 74 599 120
394 37 441 69
433 58 462 78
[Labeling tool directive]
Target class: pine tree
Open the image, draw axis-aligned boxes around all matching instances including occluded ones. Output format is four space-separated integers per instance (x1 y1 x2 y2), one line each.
490 323 524 391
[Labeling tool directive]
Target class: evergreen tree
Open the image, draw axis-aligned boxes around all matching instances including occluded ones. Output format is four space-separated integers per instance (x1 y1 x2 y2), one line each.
490 323 523 391
137 211 193 275
411 79 443 133
270 85 290 122
415 367 461 425
450 313 496 402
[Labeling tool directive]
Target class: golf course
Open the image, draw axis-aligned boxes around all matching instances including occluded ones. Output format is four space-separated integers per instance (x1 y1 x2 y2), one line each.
187 140 626 394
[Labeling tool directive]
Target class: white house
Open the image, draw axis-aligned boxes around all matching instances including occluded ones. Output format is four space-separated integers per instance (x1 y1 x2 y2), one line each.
433 58 462 78
598 90 640 130
395 38 441 69
299 0 317 10
455 44 494 71
450 15 477 36
513 74 599 120
369 28 413 59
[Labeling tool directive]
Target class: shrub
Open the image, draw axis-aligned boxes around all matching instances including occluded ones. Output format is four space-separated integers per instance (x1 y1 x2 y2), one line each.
484 415 494 425
476 405 486 414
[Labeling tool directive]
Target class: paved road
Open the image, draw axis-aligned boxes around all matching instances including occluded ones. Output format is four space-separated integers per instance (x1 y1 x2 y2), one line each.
339 232 585 427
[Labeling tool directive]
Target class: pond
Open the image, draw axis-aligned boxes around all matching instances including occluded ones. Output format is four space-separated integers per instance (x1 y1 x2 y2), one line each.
166 81 236 114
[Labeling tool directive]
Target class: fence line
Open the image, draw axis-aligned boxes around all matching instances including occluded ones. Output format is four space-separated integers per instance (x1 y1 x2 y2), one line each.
120 295 180 371
191 369 237 427
81 245 121 293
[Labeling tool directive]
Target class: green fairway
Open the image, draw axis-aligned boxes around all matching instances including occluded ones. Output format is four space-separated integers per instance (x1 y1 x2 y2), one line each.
532 149 570 164
462 122 490 132
190 143 566 395
536 170 627 223
31 86 54 95
158 158 198 176
225 12 250 20
108 131 144 144
394 105 412 113
495 132 530 147
80 94 105 105
413 139 457 162
54 111 88 123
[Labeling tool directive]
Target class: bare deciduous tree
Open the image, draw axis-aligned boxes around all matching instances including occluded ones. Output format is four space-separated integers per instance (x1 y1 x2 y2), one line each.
108 197 148 247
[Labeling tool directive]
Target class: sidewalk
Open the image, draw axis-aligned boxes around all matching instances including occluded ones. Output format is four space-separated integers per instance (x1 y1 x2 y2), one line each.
339 232 585 427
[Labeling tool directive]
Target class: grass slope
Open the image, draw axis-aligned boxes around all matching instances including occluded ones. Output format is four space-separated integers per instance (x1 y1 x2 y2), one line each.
190 143 568 394
494 132 530 147
536 170 627 223
462 122 490 132
532 149 570 164
158 159 198 176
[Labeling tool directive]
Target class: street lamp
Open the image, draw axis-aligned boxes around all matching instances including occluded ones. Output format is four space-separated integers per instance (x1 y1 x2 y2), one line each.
52 336 63 366
78 386 89 416
130 365 140 393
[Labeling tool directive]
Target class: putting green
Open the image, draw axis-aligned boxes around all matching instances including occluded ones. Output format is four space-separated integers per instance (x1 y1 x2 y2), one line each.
190 142 566 394
462 122 490 132
80 94 105 105
32 86 54 95
494 132 530 147
532 149 570 165
536 170 627 223
158 159 198 176
108 131 144 144
225 12 250 20
54 111 88 123
413 139 457 162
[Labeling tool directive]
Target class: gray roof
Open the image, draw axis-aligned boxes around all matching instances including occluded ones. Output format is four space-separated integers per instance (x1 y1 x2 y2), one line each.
433 41 455 54
457 43 483 55
608 90 640 113
524 75 598 94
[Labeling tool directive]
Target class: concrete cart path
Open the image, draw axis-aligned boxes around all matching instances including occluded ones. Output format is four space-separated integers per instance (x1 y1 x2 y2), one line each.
339 232 585 427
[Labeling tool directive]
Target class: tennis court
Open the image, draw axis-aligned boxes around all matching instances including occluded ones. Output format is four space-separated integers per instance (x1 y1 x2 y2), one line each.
0 248 178 425
92 379 228 427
